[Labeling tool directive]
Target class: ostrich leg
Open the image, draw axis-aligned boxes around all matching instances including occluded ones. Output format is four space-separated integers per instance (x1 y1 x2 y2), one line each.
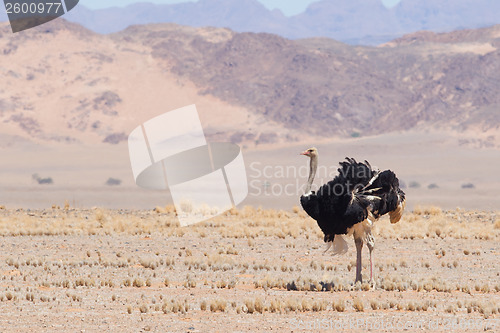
366 233 375 283
354 237 363 283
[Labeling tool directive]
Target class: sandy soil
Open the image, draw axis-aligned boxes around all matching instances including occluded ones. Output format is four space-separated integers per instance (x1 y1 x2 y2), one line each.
0 206 498 332
1 130 499 211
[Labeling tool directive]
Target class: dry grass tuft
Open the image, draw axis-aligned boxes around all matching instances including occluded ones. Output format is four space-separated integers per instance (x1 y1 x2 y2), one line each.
0 206 497 242
352 297 364 312
254 298 264 313
413 205 442 216
284 297 300 312
312 300 328 312
245 299 255 314
133 278 144 288
333 299 346 312
210 299 227 312
269 299 282 313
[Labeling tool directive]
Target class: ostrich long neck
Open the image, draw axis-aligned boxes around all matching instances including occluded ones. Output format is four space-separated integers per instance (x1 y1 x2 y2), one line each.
305 155 318 193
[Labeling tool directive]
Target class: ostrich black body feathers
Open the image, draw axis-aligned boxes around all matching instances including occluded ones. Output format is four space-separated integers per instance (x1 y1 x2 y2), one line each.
300 157 405 242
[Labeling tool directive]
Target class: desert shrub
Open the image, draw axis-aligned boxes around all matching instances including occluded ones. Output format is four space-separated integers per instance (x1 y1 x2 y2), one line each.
105 178 122 186
333 299 345 312
230 132 245 144
210 299 226 312
32 173 53 185
353 297 364 312
413 205 442 215
409 181 420 188
103 132 127 144
256 132 277 144
494 220 500 230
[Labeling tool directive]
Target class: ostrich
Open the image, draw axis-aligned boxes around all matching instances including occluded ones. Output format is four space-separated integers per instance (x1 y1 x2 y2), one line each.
300 147 405 283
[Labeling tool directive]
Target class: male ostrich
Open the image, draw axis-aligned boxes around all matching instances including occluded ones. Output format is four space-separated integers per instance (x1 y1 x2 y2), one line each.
300 147 405 283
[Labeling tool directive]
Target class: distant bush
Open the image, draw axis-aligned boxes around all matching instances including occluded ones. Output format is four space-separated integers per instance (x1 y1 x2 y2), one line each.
32 173 53 185
256 132 277 145
409 181 420 189
350 132 361 138
103 132 127 144
427 183 439 189
461 183 475 189
38 178 53 185
413 205 442 216
230 132 244 144
230 132 256 144
93 91 121 108
105 178 122 186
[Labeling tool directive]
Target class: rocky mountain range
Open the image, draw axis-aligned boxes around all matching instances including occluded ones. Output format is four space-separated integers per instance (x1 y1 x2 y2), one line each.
118 22 500 137
44 0 500 45
1 0 499 45
0 20 499 147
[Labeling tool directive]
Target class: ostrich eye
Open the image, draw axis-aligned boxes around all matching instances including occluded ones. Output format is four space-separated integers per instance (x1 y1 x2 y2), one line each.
308 149 313 152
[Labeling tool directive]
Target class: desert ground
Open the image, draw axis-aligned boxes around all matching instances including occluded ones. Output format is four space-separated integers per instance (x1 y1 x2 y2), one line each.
1 126 499 333
0 205 498 332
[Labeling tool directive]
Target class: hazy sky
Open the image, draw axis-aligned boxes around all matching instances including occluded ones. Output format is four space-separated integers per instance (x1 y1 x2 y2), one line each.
82 0 402 16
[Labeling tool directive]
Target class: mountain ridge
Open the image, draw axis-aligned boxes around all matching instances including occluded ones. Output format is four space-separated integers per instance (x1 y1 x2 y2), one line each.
0 0 500 45
1 0 496 45
0 20 499 148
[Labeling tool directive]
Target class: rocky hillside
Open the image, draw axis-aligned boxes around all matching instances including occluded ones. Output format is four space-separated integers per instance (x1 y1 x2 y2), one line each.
0 20 499 147
115 23 500 136
0 20 292 147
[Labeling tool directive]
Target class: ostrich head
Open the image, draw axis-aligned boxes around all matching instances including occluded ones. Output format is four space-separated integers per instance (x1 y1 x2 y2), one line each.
300 147 318 158
300 147 318 194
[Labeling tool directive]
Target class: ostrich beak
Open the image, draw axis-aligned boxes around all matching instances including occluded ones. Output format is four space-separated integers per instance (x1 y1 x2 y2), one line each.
300 150 309 156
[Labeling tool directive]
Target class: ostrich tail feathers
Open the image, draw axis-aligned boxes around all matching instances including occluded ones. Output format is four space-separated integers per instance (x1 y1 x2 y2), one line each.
325 235 349 256
324 241 332 253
